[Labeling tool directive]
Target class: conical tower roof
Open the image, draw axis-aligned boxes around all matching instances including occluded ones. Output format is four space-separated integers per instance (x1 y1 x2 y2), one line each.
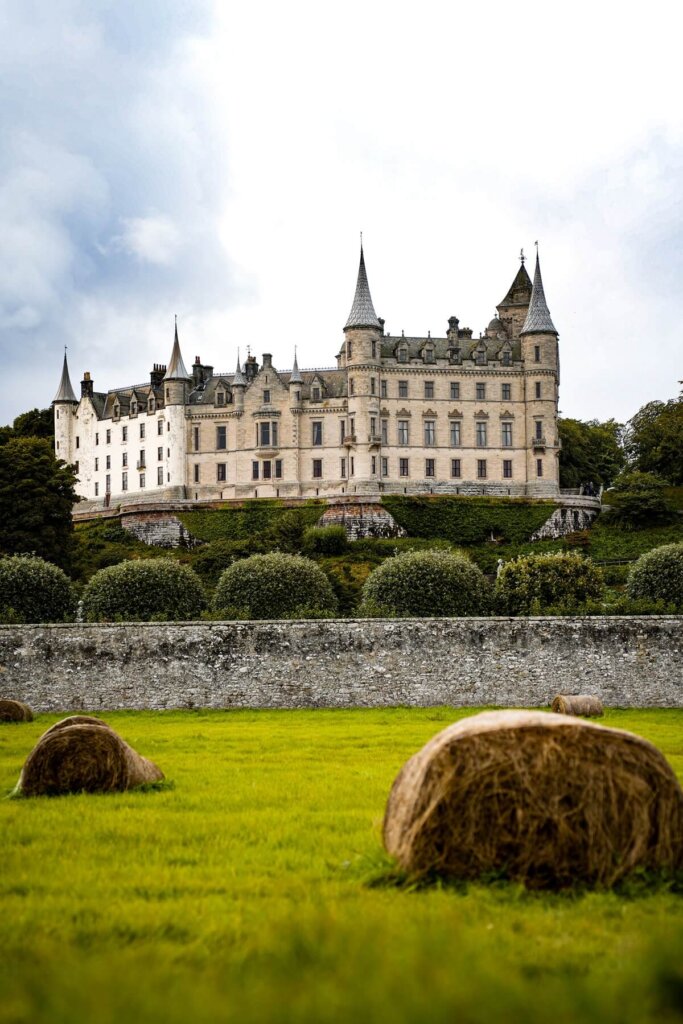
289 348 303 384
521 252 557 335
163 319 191 380
53 351 78 403
499 261 532 307
344 245 381 331
232 351 246 387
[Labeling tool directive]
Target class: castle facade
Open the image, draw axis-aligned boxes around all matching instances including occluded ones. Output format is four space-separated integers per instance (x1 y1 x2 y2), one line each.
53 247 561 504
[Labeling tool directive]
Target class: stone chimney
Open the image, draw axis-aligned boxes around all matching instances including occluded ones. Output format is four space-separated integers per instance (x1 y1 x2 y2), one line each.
81 371 94 399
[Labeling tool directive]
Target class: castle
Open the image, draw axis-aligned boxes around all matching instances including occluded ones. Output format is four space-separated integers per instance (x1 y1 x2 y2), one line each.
53 246 561 505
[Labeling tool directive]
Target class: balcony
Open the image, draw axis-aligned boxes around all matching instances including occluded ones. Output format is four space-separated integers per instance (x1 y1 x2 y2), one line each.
368 433 382 447
136 460 146 470
532 435 547 451
342 434 357 446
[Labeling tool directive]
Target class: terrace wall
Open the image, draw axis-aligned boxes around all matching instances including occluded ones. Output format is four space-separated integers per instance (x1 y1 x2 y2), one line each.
0 617 681 711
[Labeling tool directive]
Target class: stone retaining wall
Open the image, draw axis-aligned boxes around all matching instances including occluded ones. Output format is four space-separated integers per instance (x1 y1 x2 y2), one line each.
0 617 680 712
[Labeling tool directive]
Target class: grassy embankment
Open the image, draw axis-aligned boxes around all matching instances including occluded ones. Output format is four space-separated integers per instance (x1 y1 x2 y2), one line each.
1 707 682 1024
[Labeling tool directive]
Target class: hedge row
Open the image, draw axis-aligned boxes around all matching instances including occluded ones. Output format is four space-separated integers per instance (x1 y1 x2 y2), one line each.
178 501 324 543
382 496 557 546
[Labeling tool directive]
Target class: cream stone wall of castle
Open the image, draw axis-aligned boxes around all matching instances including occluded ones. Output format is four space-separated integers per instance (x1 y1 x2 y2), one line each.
52 248 562 505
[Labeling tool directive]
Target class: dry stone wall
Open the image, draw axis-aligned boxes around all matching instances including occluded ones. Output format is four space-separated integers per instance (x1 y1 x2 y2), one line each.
0 617 680 712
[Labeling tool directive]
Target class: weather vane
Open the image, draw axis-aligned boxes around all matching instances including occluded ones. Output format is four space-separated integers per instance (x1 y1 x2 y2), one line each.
519 248 525 265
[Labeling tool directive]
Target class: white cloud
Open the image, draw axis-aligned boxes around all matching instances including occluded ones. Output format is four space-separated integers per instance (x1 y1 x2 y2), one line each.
113 214 182 266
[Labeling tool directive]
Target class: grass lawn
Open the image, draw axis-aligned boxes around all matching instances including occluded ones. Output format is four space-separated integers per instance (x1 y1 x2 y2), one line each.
1 707 682 1024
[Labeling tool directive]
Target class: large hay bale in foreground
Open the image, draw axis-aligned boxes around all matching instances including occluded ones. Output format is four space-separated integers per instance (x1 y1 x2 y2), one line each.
383 710 683 889
552 694 604 717
0 699 33 722
17 722 163 797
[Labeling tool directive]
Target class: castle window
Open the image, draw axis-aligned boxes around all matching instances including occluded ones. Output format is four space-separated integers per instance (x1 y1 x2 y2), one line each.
106 455 111 470
95 458 99 471
450 382 460 400
312 459 323 479
423 345 435 364
535 382 542 399
537 459 543 477
371 340 377 359
106 474 111 493
122 471 128 491
294 390 300 402
140 423 145 439
370 377 376 395
130 402 137 416
370 416 376 436
534 345 541 363
501 351 511 366
312 421 323 446
398 420 409 445
216 391 225 406
381 419 388 444
140 473 146 489
503 459 513 479
122 426 128 442
122 452 128 467
381 457 388 477
157 446 163 461
502 422 513 447
262 460 272 479
398 380 408 398
217 463 226 482
380 379 387 399
106 429 111 444
148 397 155 412
252 461 259 480
424 420 436 446
397 344 408 363
424 381 434 400
451 458 461 478
275 460 283 479
350 418 355 435
371 456 377 475
475 348 486 366
138 450 146 469
476 422 487 447
157 420 164 436
535 420 544 439
347 381 353 398
263 389 271 404
216 425 227 450
312 386 321 401
448 348 461 365
502 383 511 401
350 457 355 476
74 460 79 475
340 457 346 477
450 421 461 447
477 459 487 479
194 427 200 451
425 458 435 477
475 382 486 401
157 467 163 485
347 340 352 359
259 422 271 446
340 420 346 444
194 464 200 483
399 458 409 477
95 482 99 496
95 433 99 445
76 436 80 448
167 422 170 432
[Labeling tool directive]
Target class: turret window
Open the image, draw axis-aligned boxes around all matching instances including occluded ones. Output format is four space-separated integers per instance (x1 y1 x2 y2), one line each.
537 459 544 477
371 340 377 359
535 382 542 399
122 452 128 467
535 420 544 440
347 381 353 397
347 340 352 359
370 377 376 395
534 345 541 363
157 467 163 485
76 436 80 448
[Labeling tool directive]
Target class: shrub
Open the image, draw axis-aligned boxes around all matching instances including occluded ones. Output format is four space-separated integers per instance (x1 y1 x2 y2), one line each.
302 525 348 556
82 559 206 621
603 472 676 528
191 538 268 586
627 543 683 608
0 555 75 623
213 553 338 619
495 552 604 615
359 549 490 617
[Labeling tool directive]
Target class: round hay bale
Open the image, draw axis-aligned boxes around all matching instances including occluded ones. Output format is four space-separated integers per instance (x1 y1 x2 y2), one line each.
17 723 164 798
551 695 604 717
41 715 113 735
383 710 683 889
0 699 33 723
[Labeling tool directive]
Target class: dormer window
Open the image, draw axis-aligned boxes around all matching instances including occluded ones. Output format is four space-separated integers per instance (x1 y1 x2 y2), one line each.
475 346 487 366
423 344 435 364
312 386 321 401
148 396 155 413
397 344 408 363
448 347 461 365
501 350 511 366
113 403 120 421
130 401 137 416
216 391 225 407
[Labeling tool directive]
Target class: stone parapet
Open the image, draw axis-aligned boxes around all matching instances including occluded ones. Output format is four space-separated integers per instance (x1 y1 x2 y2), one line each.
1 617 680 712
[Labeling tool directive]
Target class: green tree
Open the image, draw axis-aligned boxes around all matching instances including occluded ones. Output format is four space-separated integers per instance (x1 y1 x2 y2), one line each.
558 418 624 488
603 471 675 528
0 407 54 445
623 398 683 484
0 438 78 571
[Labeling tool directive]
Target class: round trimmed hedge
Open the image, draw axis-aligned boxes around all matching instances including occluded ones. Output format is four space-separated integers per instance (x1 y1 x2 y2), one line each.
82 559 206 621
495 552 604 615
0 555 75 623
627 543 683 608
359 549 490 617
213 552 338 619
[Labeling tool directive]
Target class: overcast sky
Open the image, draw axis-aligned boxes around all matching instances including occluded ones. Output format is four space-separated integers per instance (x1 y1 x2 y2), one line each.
1 0 681 426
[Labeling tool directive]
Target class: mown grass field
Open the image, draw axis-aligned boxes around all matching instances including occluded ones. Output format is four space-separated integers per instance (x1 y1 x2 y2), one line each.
1 707 682 1024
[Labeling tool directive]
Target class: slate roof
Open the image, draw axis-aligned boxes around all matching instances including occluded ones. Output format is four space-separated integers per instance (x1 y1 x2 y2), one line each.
53 352 78 403
164 322 191 380
521 253 558 335
344 246 381 330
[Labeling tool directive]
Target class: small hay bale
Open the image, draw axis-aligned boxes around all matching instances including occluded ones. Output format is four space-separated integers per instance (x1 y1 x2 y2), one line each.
0 699 33 723
41 715 113 735
552 694 604 717
383 710 683 889
16 722 164 797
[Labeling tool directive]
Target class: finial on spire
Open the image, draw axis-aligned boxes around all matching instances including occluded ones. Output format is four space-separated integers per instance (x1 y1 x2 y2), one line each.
519 248 525 265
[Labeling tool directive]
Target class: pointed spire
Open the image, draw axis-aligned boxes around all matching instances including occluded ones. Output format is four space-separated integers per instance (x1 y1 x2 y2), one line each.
521 249 558 335
499 258 533 307
53 349 78 403
289 347 303 384
163 316 190 380
344 243 381 331
232 349 246 387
